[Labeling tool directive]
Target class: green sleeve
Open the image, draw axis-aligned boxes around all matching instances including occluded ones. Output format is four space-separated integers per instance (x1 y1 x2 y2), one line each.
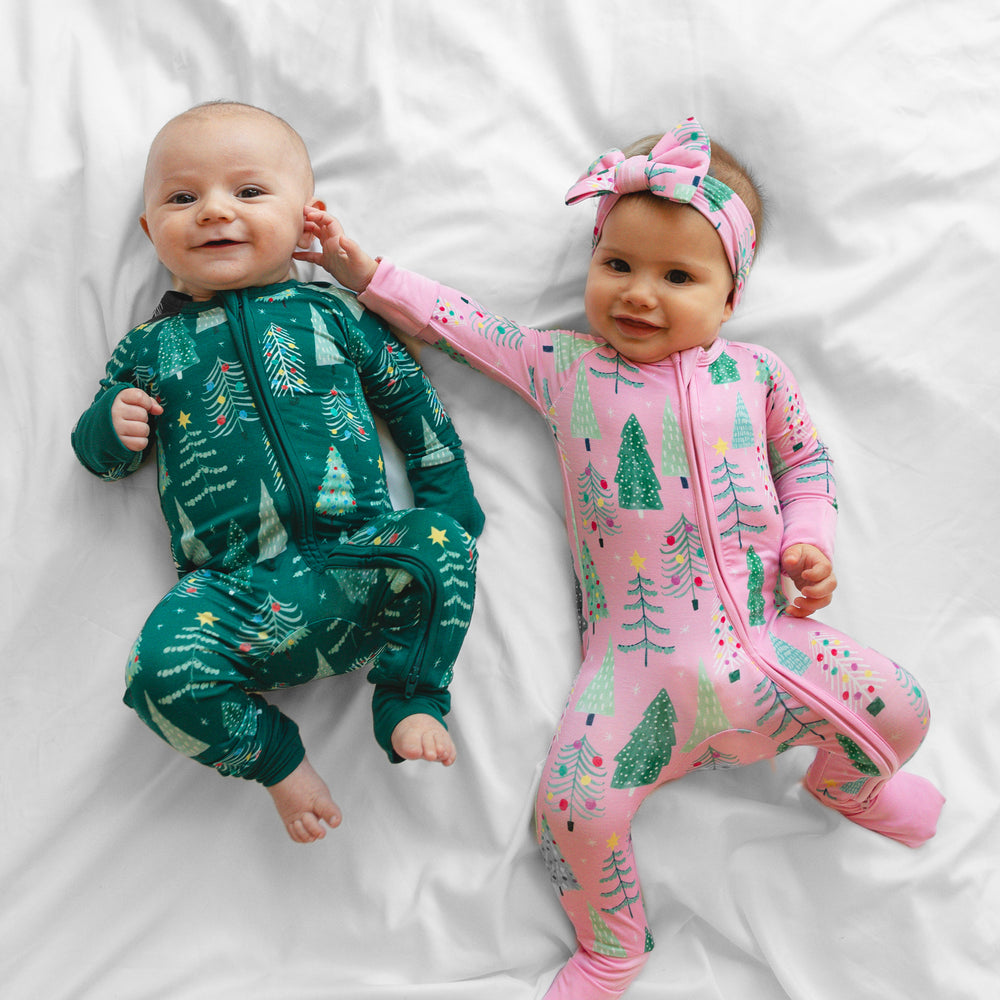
71 326 156 480
338 293 486 538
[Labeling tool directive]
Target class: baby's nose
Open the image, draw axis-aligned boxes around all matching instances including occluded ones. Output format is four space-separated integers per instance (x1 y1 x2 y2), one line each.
199 192 236 223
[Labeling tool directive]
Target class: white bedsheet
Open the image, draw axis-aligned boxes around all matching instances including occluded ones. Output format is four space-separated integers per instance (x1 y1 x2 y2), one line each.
2 2 998 997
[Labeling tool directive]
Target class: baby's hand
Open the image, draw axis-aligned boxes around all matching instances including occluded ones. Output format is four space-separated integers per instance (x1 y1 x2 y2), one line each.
111 387 163 452
781 543 837 618
295 206 379 293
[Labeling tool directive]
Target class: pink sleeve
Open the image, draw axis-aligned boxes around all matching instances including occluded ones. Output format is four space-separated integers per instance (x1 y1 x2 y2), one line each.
360 259 574 411
762 350 838 561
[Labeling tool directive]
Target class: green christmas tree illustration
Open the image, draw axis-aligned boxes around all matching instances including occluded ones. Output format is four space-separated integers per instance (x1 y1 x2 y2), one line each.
465 300 524 349
731 393 754 448
835 733 881 776
547 736 607 832
660 516 710 610
770 633 812 676
617 568 674 665
551 331 594 373
793 441 836 495
571 365 601 450
611 689 678 789
767 440 790 480
575 638 616 725
690 744 741 771
538 816 582 895
590 352 644 394
708 351 740 385
600 834 639 916
315 444 356 517
754 676 826 751
616 414 663 510
579 540 609 631
578 462 620 547
712 457 766 547
157 314 199 380
222 520 253 591
682 660 733 751
661 401 690 488
588 904 627 958
746 545 766 626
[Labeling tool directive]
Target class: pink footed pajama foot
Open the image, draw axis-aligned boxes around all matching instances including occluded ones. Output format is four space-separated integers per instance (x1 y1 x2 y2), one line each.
543 947 648 999
811 770 945 848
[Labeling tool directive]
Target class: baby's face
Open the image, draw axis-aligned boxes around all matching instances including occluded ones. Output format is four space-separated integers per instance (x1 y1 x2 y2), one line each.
140 112 318 300
584 197 735 365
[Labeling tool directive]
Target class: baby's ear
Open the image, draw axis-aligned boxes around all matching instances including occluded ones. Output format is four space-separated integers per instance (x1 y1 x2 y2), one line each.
297 198 327 248
139 215 152 242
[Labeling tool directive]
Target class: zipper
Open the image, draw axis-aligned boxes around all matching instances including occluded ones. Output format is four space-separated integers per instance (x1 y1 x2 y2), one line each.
230 290 327 572
227 289 434 696
672 350 899 775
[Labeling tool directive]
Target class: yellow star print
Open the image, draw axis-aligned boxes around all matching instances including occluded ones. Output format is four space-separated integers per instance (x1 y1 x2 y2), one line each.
196 611 219 627
714 437 728 455
630 551 646 571
429 526 448 547
178 411 192 429
607 832 619 849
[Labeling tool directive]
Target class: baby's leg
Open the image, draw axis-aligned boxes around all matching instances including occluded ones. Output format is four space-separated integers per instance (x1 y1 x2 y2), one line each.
536 706 662 998
390 713 457 765
126 570 337 843
766 617 943 846
266 755 342 843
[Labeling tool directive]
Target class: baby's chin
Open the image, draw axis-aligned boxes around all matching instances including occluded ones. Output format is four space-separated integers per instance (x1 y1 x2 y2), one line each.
171 263 300 300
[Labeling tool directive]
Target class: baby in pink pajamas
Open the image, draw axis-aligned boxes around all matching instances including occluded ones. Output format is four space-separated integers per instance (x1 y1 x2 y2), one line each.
299 117 944 999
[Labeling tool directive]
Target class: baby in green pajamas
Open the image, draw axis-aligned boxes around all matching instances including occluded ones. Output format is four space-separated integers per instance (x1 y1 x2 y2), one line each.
72 102 484 843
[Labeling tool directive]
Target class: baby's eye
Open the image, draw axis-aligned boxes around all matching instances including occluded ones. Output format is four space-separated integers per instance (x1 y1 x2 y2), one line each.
237 186 265 198
606 258 630 273
168 193 196 205
665 269 691 285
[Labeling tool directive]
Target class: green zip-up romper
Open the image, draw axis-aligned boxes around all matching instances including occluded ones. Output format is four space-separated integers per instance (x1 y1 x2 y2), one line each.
72 281 484 785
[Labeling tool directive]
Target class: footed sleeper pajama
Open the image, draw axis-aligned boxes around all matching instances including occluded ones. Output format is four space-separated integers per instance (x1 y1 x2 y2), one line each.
359 262 944 984
73 281 483 782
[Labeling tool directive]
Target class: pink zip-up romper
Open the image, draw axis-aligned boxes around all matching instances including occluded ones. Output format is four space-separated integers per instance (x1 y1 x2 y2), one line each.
359 261 944 981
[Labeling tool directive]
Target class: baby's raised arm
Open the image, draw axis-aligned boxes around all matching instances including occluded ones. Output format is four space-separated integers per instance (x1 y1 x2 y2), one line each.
296 207 378 294
111 387 163 452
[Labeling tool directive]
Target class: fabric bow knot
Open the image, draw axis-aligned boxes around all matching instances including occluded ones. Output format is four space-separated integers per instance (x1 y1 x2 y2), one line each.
565 116 756 309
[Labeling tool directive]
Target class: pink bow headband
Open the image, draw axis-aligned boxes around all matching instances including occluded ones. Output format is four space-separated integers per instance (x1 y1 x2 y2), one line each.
565 117 756 309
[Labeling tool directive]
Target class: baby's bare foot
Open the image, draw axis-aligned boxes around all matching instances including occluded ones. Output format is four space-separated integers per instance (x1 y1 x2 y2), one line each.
391 714 457 766
266 756 342 843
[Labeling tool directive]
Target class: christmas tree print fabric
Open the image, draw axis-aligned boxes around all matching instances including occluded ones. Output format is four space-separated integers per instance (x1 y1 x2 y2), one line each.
73 280 483 771
358 261 937 962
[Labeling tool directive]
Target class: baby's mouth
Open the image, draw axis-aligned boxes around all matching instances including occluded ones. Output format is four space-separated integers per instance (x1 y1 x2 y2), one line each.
614 315 660 335
199 239 242 248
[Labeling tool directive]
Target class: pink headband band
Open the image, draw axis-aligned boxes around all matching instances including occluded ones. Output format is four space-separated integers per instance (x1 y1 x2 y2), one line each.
565 117 756 309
